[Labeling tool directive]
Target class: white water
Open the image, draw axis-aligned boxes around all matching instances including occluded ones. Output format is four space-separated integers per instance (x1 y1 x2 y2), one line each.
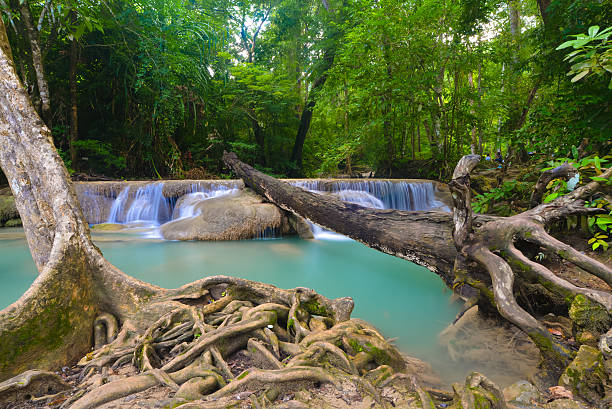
292 180 448 211
77 179 447 240
290 180 447 240
172 187 240 220
104 183 239 227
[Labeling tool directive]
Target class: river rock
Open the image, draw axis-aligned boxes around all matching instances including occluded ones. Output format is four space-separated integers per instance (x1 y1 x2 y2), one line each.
90 223 126 231
558 345 606 404
503 380 540 405
544 399 587 409
160 188 302 241
569 294 611 346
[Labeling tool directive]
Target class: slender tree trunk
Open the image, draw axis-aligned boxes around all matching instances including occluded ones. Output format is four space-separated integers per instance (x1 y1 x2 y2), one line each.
69 35 79 170
536 0 552 25
18 0 51 125
290 74 327 172
417 122 421 156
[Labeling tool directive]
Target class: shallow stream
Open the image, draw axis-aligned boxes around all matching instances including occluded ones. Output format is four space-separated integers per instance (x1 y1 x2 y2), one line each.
0 179 538 387
0 227 539 387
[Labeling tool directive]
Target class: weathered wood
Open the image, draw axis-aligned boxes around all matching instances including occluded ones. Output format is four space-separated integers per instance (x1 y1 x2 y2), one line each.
224 151 612 372
223 151 459 281
530 163 577 208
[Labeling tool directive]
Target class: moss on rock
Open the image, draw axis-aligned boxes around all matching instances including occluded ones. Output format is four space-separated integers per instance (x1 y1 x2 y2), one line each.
569 295 611 347
558 345 606 404
4 218 21 227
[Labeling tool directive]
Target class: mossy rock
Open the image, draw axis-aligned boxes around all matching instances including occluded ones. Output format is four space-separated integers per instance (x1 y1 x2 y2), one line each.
569 295 611 346
90 223 126 231
0 196 19 225
558 345 606 404
544 399 587 409
470 174 496 194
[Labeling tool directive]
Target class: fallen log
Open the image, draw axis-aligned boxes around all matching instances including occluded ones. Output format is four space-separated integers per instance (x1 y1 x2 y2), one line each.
223 151 612 374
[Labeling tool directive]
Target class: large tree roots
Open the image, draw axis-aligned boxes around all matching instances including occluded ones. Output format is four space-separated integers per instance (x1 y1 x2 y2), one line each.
222 152 612 402
3 276 554 409
0 277 458 409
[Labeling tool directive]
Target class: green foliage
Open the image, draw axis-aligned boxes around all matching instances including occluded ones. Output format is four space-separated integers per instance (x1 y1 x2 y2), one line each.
557 26 612 88
73 140 126 173
472 180 531 214
3 0 612 178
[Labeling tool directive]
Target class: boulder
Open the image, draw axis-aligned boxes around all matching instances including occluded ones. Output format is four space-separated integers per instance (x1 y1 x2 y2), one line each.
544 399 587 409
161 188 310 241
569 295 611 347
558 345 606 404
504 380 540 405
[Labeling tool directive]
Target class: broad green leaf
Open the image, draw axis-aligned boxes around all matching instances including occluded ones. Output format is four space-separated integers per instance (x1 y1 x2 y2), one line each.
588 26 600 37
557 40 576 50
571 70 590 82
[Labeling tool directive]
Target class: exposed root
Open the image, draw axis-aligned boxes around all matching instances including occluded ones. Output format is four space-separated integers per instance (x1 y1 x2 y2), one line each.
13 279 452 408
505 243 612 311
93 313 118 349
470 245 572 369
527 225 612 288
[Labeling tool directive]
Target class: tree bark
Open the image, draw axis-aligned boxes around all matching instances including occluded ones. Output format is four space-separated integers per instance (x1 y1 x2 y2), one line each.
18 0 51 125
224 151 612 372
530 163 577 208
290 73 327 173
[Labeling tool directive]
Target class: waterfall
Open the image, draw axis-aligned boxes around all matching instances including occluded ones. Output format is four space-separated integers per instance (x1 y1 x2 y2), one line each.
105 182 240 225
171 185 239 220
291 180 445 211
106 183 171 225
290 179 449 240
334 190 385 209
75 178 447 241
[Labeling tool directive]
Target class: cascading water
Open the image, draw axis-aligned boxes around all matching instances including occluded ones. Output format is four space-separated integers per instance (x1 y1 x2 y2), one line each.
171 186 239 220
76 179 447 240
107 183 171 225
104 182 240 226
290 180 449 240
291 180 446 211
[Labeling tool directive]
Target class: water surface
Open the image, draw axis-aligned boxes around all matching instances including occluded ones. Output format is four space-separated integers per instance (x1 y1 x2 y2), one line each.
0 228 534 386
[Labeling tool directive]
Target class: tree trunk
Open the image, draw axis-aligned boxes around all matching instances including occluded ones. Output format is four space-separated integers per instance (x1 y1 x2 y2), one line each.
69 35 79 170
224 151 612 373
18 0 51 125
537 0 552 25
0 24 391 409
252 118 266 166
290 74 327 173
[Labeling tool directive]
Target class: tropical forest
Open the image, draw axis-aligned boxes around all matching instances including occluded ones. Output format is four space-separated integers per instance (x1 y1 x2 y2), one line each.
0 0 611 408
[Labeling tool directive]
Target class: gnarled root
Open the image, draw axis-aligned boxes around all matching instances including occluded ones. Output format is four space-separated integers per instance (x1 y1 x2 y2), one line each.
37 278 451 409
